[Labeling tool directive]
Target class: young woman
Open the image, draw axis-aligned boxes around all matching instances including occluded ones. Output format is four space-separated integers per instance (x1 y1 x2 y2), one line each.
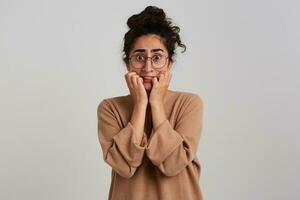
97 6 204 200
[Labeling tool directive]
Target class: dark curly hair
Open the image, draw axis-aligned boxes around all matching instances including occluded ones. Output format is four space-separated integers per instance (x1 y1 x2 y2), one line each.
122 6 186 64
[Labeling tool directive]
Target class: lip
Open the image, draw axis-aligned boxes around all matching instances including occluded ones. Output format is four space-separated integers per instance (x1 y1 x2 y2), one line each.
141 76 156 80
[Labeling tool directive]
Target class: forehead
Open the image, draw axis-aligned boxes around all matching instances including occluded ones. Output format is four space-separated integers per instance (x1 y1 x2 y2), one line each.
131 34 167 54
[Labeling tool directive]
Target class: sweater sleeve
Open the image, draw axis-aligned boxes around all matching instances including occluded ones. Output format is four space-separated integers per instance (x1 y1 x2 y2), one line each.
97 99 148 178
145 94 204 176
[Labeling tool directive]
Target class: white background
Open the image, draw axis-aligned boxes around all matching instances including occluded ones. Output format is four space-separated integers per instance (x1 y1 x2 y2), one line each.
1 0 299 199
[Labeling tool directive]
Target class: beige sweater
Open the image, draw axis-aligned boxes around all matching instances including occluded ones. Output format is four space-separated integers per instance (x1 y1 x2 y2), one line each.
97 90 204 200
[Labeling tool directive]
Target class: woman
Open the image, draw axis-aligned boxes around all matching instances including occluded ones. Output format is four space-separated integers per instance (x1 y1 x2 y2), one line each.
97 6 204 200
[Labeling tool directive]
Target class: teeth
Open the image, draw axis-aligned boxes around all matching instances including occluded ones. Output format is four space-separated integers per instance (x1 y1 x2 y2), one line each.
143 76 154 80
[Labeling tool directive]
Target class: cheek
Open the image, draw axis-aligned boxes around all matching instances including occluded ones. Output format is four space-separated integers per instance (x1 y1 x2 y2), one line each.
130 68 141 75
156 68 168 75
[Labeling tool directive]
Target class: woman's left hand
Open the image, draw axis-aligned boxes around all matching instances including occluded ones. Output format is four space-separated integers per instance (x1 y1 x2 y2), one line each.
149 70 172 105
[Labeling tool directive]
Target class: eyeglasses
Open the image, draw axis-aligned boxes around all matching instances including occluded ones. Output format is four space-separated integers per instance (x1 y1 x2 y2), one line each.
128 54 169 69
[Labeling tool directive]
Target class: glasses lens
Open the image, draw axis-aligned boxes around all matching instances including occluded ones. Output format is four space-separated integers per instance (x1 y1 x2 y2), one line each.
130 55 144 68
152 55 166 68
130 54 167 68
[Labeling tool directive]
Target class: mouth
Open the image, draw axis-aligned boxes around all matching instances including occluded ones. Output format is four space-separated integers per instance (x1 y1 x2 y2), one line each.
141 76 155 82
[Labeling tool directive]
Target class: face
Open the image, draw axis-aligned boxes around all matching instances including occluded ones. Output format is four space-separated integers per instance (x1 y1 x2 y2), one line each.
126 34 173 91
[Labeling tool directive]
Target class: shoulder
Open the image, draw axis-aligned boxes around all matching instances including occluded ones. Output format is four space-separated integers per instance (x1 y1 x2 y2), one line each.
169 90 204 108
97 94 132 113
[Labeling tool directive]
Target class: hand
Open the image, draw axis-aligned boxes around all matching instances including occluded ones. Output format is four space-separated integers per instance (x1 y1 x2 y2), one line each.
149 70 172 105
125 71 148 106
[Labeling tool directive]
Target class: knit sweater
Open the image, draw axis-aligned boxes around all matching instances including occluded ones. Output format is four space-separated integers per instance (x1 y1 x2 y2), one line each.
97 90 204 200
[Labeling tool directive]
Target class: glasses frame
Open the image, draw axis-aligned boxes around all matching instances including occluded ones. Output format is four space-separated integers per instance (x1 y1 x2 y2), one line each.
128 54 169 69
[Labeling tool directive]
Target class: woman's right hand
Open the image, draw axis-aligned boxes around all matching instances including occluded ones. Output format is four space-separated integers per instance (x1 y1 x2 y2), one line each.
125 72 148 106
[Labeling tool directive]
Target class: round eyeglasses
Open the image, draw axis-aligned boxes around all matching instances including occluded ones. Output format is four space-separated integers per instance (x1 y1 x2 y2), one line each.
129 54 169 69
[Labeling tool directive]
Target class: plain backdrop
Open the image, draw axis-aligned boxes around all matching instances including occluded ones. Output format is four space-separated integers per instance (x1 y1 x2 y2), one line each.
1 0 299 199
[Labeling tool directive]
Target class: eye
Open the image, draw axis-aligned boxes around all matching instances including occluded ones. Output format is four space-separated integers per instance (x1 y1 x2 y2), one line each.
135 54 145 61
152 54 162 62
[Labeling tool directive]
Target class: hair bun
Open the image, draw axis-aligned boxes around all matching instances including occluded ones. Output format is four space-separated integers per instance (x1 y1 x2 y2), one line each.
123 5 186 63
127 6 167 29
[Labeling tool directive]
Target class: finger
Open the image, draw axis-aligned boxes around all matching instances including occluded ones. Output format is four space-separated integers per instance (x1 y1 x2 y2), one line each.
163 71 170 83
165 71 171 82
125 72 136 81
126 72 137 88
137 77 144 88
126 71 137 79
164 71 169 82
131 74 139 87
161 71 170 86
167 70 171 77
128 71 137 76
158 73 164 82
124 73 133 89
124 72 130 81
135 75 141 87
125 71 136 75
152 77 158 86
134 75 142 88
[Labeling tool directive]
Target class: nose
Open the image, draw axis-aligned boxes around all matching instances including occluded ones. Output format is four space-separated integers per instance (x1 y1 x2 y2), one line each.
143 57 153 72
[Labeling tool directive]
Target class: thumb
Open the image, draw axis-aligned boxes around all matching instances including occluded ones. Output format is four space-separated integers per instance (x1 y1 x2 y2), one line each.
152 77 158 86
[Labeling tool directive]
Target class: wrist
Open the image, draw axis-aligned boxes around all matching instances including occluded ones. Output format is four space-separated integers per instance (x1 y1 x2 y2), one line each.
149 100 164 109
135 102 148 110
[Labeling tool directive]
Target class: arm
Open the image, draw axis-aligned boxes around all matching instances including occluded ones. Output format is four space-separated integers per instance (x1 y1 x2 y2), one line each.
97 99 147 178
130 103 148 146
146 94 204 176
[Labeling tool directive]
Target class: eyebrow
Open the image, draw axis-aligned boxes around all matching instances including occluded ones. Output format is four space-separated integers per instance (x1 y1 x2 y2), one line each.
132 48 165 53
